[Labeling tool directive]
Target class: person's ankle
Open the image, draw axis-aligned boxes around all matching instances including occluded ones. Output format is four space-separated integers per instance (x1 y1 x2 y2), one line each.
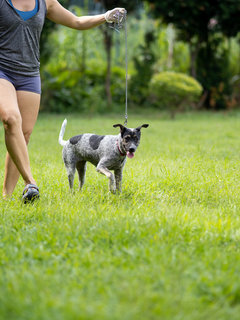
24 180 37 186
3 192 11 200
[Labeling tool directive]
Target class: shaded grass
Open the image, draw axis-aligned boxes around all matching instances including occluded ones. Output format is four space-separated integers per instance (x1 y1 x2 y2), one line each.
0 112 240 320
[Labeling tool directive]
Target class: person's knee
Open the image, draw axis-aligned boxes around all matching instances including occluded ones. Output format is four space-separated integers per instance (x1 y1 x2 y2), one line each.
2 112 22 131
23 130 32 144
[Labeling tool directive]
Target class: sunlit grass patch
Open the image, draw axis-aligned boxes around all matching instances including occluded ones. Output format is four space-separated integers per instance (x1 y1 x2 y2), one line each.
0 112 240 320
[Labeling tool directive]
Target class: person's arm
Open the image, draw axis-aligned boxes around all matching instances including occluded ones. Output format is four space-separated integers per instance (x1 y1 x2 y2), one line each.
46 0 125 30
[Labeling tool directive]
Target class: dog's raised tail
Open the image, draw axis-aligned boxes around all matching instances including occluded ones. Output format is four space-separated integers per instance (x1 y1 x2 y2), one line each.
59 119 68 146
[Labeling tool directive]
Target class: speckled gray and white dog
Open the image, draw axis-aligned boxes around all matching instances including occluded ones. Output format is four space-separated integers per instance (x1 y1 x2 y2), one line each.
58 119 149 193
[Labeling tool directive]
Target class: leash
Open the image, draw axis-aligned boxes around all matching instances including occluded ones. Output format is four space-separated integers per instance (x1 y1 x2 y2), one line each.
124 14 128 126
109 11 128 126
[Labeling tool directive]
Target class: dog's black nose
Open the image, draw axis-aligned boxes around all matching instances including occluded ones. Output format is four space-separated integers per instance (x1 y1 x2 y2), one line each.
129 147 136 153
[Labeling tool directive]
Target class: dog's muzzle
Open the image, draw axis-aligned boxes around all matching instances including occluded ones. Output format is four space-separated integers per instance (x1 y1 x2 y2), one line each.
127 146 136 158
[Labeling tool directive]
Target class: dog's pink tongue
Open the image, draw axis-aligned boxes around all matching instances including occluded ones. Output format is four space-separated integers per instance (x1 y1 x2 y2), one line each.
127 151 134 159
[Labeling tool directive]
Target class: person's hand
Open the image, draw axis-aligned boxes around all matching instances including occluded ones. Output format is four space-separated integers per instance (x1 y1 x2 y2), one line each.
104 8 126 24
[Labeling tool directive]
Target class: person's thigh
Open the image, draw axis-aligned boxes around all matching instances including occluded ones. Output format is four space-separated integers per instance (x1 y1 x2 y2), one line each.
0 79 20 122
16 91 40 141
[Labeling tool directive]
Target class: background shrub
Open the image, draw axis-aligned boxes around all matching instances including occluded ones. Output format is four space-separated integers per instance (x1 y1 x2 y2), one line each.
41 65 126 114
148 71 203 117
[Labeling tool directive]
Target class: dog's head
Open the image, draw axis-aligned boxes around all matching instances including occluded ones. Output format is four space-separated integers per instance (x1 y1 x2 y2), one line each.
113 123 149 158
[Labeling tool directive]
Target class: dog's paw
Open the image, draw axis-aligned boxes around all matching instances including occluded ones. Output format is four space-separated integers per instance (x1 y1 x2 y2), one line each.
110 187 117 194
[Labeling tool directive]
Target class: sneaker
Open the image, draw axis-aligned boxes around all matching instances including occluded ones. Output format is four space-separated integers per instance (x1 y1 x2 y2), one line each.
22 184 40 204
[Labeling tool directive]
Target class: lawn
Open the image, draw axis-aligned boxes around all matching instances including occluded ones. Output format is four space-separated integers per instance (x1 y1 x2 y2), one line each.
0 111 240 320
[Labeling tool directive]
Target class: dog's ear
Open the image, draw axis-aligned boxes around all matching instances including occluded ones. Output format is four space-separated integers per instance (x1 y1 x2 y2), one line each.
113 124 127 137
113 123 124 130
136 124 149 131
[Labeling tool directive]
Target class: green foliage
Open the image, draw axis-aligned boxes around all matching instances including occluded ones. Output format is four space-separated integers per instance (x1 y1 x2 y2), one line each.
40 0 72 64
110 66 126 105
40 13 144 112
145 0 240 41
229 36 240 76
41 66 126 113
39 3 239 112
232 76 240 108
145 0 240 109
100 0 139 12
129 30 157 105
149 71 202 116
40 15 106 113
196 35 232 109
1 113 240 319
217 0 240 37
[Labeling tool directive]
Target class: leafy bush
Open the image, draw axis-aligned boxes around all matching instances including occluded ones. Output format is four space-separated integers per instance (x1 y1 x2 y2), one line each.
41 63 127 113
148 71 203 117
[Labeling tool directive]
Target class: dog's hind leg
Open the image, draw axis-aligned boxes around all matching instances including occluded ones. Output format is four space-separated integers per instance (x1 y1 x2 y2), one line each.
76 161 87 189
66 164 76 191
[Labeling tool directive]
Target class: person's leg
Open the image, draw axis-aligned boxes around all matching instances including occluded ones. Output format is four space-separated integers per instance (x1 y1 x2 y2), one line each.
0 79 37 197
3 89 40 196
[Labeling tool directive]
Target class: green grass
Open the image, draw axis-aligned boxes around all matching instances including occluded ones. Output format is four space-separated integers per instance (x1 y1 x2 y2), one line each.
0 111 240 320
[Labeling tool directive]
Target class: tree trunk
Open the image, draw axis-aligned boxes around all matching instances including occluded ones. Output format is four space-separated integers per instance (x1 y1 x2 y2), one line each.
103 28 113 107
167 24 174 69
189 42 199 79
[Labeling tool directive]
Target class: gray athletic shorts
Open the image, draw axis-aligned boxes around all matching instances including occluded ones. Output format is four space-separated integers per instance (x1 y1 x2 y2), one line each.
0 68 41 94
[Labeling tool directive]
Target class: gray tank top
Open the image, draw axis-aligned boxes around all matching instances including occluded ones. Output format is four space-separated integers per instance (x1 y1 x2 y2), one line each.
0 0 47 76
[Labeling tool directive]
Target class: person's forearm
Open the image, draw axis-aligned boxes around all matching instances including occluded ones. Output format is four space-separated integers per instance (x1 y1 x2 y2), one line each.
46 1 125 30
75 14 106 30
46 0 107 30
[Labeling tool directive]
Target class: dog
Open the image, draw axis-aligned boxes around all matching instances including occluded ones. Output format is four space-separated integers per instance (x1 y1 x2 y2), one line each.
59 119 149 193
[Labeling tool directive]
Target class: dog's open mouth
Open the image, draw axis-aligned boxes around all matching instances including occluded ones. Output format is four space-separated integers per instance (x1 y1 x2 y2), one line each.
127 151 135 159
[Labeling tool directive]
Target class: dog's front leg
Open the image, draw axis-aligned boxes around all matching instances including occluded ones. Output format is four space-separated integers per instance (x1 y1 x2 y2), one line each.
114 169 123 193
96 165 116 193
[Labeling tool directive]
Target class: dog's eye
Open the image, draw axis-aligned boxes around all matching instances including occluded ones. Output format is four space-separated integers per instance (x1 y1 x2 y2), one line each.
125 136 130 142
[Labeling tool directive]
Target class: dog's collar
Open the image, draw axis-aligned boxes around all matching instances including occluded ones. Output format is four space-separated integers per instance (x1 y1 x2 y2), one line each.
116 141 126 156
